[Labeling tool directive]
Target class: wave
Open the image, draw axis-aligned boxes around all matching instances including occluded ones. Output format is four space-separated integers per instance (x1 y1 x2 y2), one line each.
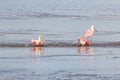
0 41 120 48
0 12 83 19
0 11 120 20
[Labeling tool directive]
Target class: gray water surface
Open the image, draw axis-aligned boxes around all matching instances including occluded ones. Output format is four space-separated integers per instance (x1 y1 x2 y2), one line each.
0 0 120 80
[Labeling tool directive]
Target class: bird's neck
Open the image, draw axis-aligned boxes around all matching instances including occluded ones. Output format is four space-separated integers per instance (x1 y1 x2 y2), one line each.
91 27 95 31
38 37 42 41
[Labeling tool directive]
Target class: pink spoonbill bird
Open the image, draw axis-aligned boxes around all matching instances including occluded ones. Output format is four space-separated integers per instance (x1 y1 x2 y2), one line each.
85 25 97 41
76 36 91 46
31 35 44 46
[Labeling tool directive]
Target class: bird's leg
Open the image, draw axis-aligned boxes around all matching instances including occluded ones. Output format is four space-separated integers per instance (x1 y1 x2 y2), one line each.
89 37 92 45
90 38 92 43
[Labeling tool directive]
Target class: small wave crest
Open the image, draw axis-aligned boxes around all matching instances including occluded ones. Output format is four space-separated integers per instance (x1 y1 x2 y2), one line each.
0 40 120 48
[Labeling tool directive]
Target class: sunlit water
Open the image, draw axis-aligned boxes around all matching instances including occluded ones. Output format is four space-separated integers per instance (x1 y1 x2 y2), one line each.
0 0 120 80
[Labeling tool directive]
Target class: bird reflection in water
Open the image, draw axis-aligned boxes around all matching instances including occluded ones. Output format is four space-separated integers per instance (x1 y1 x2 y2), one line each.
31 47 43 56
77 46 94 69
77 46 94 56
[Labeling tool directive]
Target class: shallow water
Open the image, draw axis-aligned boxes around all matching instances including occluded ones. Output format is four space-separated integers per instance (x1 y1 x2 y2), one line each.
0 19 120 80
0 18 120 48
0 0 120 80
0 47 120 80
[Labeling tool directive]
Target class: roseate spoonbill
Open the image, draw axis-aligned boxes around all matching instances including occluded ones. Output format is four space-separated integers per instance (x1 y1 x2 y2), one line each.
31 35 44 46
76 36 91 46
85 25 97 41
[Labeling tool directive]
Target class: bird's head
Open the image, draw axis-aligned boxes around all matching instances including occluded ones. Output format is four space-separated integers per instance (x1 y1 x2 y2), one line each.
38 34 42 38
91 25 97 32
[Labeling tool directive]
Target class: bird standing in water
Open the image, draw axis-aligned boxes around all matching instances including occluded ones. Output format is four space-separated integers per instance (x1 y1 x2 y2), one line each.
31 35 44 46
76 36 91 46
85 25 97 42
